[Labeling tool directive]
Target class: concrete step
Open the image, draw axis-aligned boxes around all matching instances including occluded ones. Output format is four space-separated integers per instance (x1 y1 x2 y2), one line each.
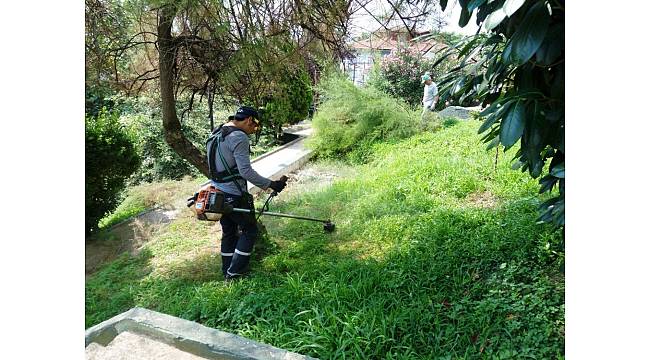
86 331 210 360
85 307 315 359
84 342 105 360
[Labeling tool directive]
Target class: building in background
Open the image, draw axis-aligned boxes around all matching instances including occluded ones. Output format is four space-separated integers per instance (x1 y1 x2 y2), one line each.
342 26 447 86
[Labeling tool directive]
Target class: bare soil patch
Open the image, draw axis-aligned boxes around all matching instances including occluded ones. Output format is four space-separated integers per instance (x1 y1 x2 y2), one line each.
85 208 180 280
466 190 499 208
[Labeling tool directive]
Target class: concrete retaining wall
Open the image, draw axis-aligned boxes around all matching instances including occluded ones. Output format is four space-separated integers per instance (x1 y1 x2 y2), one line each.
86 307 316 360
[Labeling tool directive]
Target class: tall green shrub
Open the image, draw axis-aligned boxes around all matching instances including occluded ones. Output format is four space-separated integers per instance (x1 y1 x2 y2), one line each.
85 109 141 235
264 67 313 139
308 71 417 159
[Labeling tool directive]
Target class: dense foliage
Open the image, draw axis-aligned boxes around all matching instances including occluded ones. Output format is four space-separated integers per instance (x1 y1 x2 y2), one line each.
85 0 450 177
83 0 352 176
430 0 565 226
85 109 141 235
308 71 425 160
367 48 456 108
117 94 215 183
87 121 564 358
263 66 314 139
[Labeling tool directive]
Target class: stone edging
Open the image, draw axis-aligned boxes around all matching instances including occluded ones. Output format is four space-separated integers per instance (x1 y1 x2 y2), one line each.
85 307 316 360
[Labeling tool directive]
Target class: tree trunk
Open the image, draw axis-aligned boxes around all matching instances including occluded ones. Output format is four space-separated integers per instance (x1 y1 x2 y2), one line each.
158 5 209 177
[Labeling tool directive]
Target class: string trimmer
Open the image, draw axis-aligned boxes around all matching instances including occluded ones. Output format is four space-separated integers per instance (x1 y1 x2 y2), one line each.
186 181 335 233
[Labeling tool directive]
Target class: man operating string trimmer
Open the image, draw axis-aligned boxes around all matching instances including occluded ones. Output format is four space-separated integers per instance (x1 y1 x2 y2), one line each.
206 106 288 281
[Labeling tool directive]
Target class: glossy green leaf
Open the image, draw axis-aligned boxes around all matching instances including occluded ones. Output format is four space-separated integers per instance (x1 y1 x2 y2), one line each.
499 100 525 148
504 0 526 17
479 96 505 116
536 206 554 223
550 162 565 178
478 113 499 134
540 197 558 209
431 51 453 69
468 0 487 12
531 158 543 178
484 8 507 31
511 2 550 63
459 7 472 27
551 197 565 225
452 77 466 95
476 1 493 23
440 0 448 12
479 100 512 133
536 25 564 65
538 174 557 193
536 38 562 65
458 36 480 58
501 40 513 63
486 134 500 150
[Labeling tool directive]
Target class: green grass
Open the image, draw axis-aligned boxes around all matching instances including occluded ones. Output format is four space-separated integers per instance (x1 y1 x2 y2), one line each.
86 120 564 359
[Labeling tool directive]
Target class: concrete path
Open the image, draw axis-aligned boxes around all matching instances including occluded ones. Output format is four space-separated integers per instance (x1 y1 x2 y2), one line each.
247 122 313 194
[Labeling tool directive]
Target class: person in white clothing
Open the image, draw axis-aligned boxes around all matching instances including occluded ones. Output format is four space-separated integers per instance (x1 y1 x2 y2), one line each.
421 72 439 119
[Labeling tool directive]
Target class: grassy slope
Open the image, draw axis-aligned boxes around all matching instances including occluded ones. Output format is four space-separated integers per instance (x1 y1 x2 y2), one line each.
86 121 564 359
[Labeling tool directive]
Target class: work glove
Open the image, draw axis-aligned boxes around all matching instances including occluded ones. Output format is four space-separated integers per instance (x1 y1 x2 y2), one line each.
269 175 288 193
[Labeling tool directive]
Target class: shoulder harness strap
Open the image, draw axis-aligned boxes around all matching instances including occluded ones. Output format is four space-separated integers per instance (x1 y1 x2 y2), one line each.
206 125 247 190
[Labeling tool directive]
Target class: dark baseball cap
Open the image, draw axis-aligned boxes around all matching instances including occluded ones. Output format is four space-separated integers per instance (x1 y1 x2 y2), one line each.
233 106 259 121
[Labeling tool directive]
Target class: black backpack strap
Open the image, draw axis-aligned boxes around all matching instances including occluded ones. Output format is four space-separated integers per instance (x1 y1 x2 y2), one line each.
206 125 246 192
216 135 245 194
206 127 222 181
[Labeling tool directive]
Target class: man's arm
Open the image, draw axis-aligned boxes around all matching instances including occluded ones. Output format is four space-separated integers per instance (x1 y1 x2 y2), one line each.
231 133 273 189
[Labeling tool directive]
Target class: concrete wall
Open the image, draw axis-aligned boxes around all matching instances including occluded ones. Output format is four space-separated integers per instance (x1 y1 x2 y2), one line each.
86 307 316 360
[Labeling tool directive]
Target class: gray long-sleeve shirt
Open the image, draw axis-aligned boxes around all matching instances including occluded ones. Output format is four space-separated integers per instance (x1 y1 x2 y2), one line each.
211 127 272 195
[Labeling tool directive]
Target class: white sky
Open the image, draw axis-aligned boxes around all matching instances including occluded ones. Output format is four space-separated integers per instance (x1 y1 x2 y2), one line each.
443 1 481 35
349 0 481 38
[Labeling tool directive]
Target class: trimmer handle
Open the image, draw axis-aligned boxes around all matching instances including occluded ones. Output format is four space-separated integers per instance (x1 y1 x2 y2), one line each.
186 193 198 207
270 175 289 197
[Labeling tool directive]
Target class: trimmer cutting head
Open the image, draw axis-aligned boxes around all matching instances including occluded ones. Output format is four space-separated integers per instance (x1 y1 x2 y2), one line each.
323 221 335 233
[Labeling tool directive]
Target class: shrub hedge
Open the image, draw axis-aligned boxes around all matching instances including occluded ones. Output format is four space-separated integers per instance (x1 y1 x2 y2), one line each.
85 109 140 235
264 67 313 139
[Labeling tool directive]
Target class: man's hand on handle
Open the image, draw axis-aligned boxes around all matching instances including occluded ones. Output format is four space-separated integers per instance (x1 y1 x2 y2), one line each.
269 175 288 193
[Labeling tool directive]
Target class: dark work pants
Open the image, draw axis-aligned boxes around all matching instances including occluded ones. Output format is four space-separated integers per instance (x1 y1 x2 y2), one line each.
220 193 257 278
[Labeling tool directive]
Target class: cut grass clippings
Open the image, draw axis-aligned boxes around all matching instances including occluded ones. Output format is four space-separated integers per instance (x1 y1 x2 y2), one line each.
86 120 564 359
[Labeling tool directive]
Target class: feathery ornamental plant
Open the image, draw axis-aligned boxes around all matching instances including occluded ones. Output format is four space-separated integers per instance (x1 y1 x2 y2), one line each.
369 48 455 107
